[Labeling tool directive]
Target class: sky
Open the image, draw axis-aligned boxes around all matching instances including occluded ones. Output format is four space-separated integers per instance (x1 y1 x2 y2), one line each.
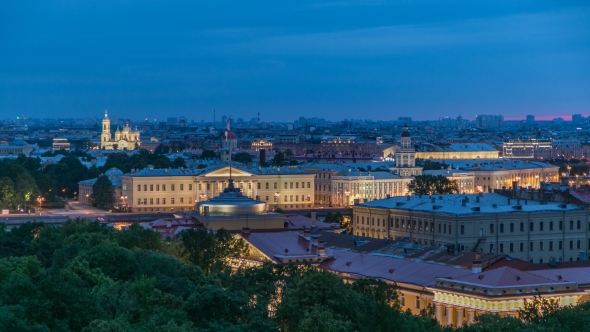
1 0 589 122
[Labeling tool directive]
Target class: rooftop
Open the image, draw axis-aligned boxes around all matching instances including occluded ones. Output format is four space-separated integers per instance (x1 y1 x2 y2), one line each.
357 193 580 215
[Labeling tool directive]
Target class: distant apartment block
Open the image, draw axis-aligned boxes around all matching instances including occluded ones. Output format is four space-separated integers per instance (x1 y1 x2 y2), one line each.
475 115 503 128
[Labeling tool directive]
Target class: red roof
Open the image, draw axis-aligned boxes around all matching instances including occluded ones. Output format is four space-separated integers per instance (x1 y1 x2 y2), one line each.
530 267 590 285
446 267 559 287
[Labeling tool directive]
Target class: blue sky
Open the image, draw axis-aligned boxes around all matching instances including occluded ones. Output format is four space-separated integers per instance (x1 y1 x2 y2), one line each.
1 0 589 121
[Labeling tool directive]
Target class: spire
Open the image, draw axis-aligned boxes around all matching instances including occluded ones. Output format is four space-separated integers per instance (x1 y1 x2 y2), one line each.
104 110 108 118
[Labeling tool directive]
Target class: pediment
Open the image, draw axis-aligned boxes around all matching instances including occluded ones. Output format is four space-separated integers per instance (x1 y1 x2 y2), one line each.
204 166 253 177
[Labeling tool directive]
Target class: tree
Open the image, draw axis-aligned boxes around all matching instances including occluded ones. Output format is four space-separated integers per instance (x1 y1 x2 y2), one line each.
15 172 39 210
200 150 217 159
90 175 113 208
176 228 249 274
153 156 171 169
0 177 16 209
232 152 253 164
154 144 170 154
272 152 286 166
173 157 187 168
407 175 459 195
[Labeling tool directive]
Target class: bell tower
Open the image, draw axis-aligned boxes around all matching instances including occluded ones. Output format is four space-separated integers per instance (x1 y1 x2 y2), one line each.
101 110 111 149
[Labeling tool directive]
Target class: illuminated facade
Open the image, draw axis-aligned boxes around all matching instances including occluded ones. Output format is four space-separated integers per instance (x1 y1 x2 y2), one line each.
251 138 273 152
100 110 141 150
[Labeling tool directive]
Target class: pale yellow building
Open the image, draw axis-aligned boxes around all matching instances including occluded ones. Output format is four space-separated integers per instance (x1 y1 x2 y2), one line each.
120 164 315 213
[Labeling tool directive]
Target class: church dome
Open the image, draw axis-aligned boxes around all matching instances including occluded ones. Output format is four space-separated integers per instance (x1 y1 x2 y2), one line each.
401 125 411 137
224 131 238 140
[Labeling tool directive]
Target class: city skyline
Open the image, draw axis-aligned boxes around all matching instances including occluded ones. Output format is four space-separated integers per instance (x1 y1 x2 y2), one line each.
1 1 589 121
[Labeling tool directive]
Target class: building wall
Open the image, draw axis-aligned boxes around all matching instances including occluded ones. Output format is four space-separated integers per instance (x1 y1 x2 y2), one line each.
416 151 499 160
472 166 559 192
353 206 590 263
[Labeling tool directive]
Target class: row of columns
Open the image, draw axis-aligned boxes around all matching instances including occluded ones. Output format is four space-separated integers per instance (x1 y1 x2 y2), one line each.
435 304 475 327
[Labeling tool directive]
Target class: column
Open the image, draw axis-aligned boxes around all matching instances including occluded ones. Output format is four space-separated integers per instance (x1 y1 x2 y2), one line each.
204 181 208 199
466 309 475 325
445 305 454 327
456 307 464 328
435 304 443 325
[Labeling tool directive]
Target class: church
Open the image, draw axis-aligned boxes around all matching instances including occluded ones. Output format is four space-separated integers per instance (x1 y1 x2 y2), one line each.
100 111 141 150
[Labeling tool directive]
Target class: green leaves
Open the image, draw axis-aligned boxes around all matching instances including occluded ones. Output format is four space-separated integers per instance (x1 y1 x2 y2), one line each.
407 175 459 195
90 175 114 208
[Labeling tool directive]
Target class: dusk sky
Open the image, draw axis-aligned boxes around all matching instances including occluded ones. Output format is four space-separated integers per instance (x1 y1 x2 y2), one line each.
1 0 589 122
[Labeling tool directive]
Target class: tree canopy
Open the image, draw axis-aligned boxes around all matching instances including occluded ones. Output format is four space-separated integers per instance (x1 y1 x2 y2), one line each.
407 175 459 195
90 175 113 208
233 152 253 164
0 219 588 331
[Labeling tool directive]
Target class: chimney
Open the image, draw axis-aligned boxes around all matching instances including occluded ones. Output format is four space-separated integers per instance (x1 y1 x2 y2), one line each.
472 258 482 274
311 210 317 226
242 226 250 234
298 227 305 237
318 240 326 256
166 220 171 228
260 149 266 163
311 235 319 246
303 227 311 240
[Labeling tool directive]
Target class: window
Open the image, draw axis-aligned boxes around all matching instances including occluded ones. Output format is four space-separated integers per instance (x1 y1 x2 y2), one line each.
490 244 494 253
549 241 553 251
448 225 451 234
137 185 141 191
510 223 514 232
189 184 193 190
570 241 574 250
123 185 127 191
150 185 153 191
274 182 277 189
577 220 581 230
137 198 141 204
529 222 534 232
530 242 534 251
415 296 421 309
198 184 201 190
162 184 166 191
284 182 287 189
401 295 405 306
438 223 441 233
290 195 293 202
520 243 524 252
577 240 581 249
156 184 159 191
549 221 553 231
143 198 147 205
180 184 184 191
490 224 494 234
509 243 514 252
172 184 176 191
539 222 543 231
372 218 375 226
307 182 310 188
559 241 563 250
265 183 269 189
500 243 504 253
520 223 524 232
265 196 269 201
539 242 544 251
180 197 184 203
171 198 175 204
284 196 287 202
156 198 160 204
144 185 147 191
559 220 563 230
162 198 166 204
444 224 447 234
295 195 299 202
500 223 504 233
460 225 465 235
296 182 299 189
150 198 153 205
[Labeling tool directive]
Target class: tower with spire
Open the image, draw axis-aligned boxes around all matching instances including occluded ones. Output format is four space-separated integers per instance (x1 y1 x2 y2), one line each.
100 110 141 150
391 124 422 177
